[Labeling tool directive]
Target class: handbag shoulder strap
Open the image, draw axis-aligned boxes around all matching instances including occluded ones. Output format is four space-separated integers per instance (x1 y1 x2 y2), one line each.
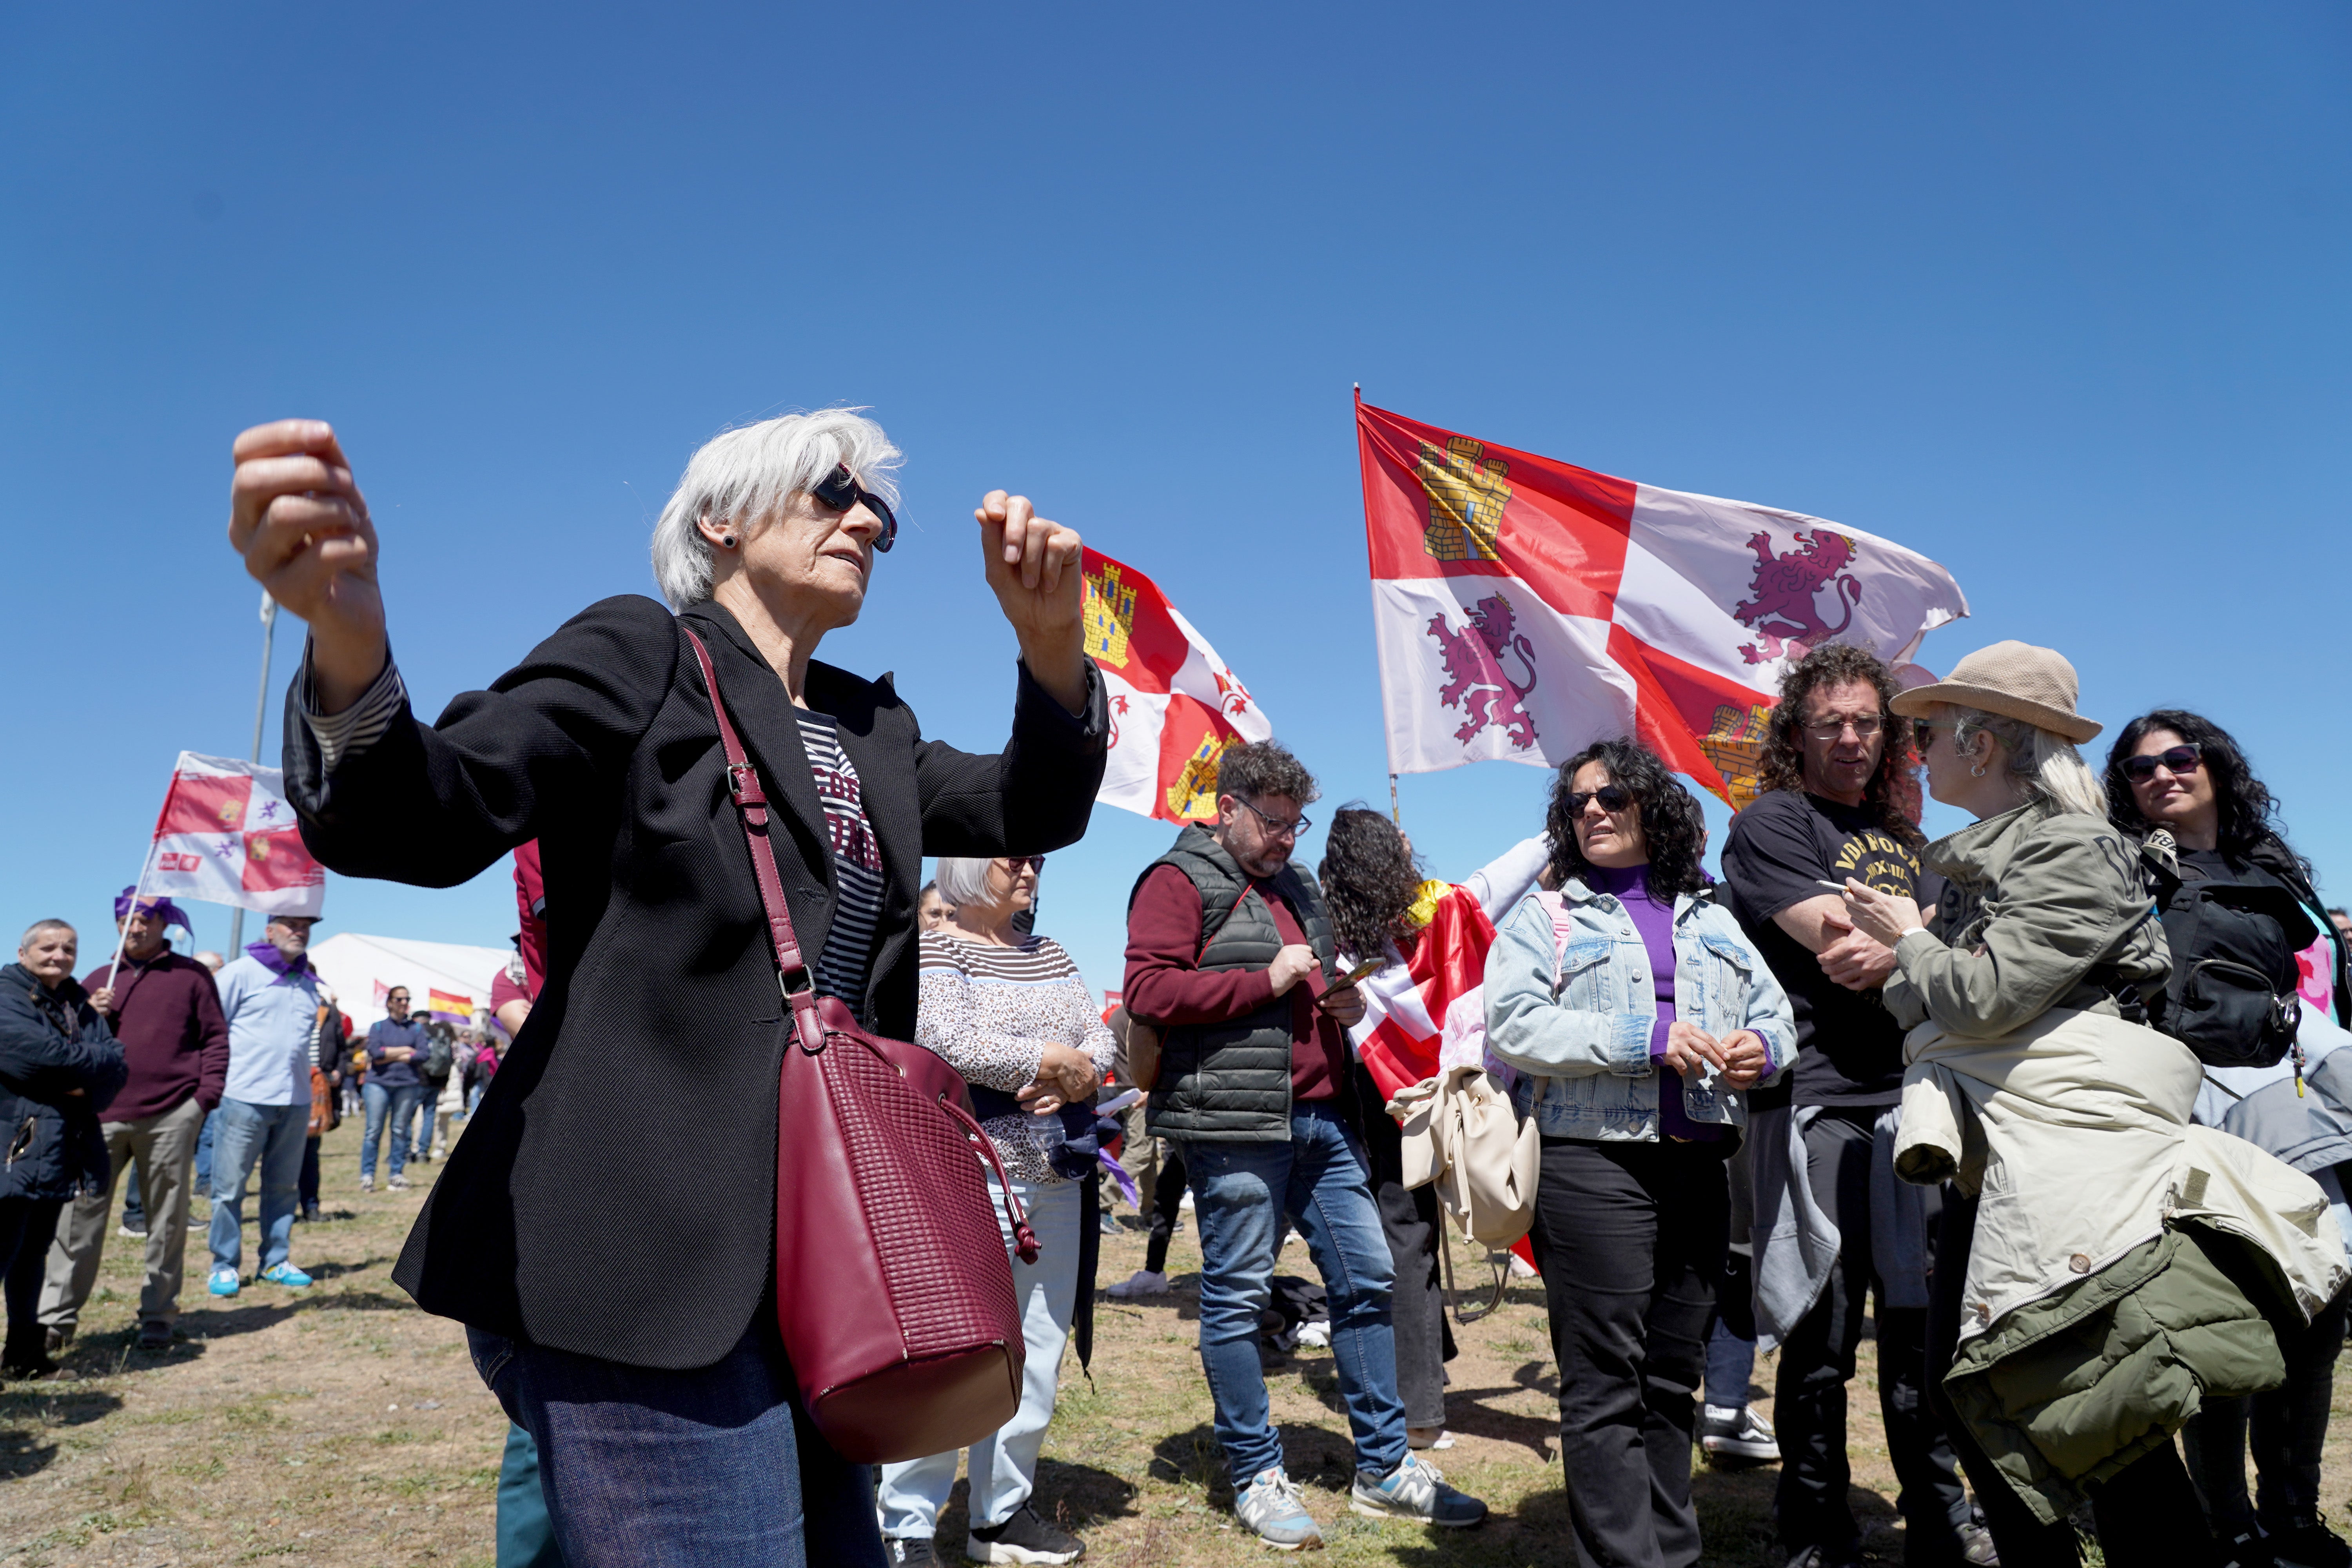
681 626 827 1056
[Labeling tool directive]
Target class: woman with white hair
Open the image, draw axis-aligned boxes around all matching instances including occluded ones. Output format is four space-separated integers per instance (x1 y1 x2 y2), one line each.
1835 642 2347 1568
877 853 1116 1566
226 410 1108 1567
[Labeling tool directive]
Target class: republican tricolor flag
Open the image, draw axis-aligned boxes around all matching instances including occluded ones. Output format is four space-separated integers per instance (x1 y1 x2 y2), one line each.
1081 548 1272 824
1357 397 1968 807
140 753 326 917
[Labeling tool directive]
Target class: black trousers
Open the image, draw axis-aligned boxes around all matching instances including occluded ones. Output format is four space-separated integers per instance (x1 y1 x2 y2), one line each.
1355 1063 1455 1428
1144 1141 1188 1276
2182 1281 2351 1537
1927 1187 2219 1568
1773 1107 1970 1557
300 1135 322 1210
0 1196 66 1367
1532 1136 1726 1568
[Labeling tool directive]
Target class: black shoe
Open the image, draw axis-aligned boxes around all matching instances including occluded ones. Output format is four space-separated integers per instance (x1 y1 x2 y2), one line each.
884 1539 937 1566
967 1503 1084 1564
42 1325 71 1359
2272 1521 2352 1568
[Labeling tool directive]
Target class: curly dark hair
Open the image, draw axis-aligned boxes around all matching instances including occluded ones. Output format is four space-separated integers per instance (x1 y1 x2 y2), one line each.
1545 738 1710 900
2104 709 2300 869
1214 739 1320 810
1756 643 1922 846
1317 806 1425 962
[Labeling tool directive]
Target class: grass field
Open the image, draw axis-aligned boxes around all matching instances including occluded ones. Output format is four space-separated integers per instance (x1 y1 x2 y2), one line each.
5 1117 2349 1565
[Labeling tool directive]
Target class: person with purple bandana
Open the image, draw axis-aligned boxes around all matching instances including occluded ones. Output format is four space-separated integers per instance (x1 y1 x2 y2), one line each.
206 913 324 1296
1485 737 1793 1568
36 891 227 1354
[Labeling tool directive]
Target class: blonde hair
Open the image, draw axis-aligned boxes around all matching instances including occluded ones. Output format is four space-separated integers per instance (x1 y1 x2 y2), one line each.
1948 705 2107 817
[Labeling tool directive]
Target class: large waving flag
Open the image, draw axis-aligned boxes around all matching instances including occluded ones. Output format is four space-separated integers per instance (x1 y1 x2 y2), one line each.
1356 396 1968 807
1080 548 1272 823
140 753 326 916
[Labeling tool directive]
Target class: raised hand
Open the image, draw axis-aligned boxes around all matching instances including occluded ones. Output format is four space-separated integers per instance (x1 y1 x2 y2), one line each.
975 490 1087 713
228 421 385 713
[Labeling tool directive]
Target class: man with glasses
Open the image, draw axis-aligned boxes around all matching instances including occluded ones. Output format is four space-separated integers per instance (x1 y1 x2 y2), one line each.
1123 740 1487 1550
206 913 323 1298
1720 645 1986 1568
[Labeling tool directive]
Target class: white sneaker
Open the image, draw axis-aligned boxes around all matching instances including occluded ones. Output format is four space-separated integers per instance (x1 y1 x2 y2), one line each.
1105 1269 1168 1298
1179 1191 1195 1212
1295 1319 1330 1349
1506 1251 1537 1279
358 1176 374 1193
1234 1467 1322 1550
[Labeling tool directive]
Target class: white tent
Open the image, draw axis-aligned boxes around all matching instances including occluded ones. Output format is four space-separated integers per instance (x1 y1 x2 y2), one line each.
306 932 515 1035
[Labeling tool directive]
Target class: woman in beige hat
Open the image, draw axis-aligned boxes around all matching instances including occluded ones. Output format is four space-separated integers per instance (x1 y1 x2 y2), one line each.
1826 641 2348 1568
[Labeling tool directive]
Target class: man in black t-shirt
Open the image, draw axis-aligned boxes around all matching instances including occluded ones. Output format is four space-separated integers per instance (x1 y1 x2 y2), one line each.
1721 645 1980 1568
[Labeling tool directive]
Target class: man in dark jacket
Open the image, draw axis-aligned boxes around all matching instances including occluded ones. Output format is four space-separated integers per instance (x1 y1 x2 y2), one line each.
38 891 227 1355
1124 741 1483 1550
0 920 128 1378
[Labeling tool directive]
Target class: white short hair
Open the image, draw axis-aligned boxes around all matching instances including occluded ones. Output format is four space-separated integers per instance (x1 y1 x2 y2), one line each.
933 857 996 910
649 410 904 610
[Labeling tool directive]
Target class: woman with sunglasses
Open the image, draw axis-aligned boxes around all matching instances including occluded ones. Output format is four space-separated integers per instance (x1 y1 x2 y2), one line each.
877 853 1114 1566
1836 645 2346 1568
1485 739 1791 1568
228 411 1107 1567
2105 711 2352 1568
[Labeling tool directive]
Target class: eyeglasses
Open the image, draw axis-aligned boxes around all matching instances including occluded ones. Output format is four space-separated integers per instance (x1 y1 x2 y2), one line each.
2122 744 2203 783
1911 718 1957 753
1230 796 1310 840
1566 784 1634 816
810 464 898 553
1804 716 1884 742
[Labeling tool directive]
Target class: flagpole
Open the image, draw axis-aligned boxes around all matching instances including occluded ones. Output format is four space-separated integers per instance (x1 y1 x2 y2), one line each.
107 840 161 981
227 591 279 955
1388 773 1401 826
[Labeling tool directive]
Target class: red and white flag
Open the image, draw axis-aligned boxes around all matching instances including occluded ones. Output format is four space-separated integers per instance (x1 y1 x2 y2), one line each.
1350 889 1499 1104
1080 548 1272 823
140 753 326 916
1356 397 1968 807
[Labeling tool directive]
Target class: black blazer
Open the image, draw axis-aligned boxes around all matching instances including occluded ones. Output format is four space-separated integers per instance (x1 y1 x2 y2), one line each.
284 594 1108 1368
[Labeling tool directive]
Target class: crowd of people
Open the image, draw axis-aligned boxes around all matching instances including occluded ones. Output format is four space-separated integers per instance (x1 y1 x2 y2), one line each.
4 407 2337 1568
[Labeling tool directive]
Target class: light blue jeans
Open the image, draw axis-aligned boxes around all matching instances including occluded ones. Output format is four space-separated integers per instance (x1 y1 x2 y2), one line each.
360 1082 427 1181
1177 1101 1408 1485
877 1174 1081 1537
209 1098 307 1275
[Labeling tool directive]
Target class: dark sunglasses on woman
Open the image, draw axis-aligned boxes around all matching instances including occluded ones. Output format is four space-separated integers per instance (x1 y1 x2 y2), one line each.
811 464 898 553
1568 784 1634 816
2122 744 2203 783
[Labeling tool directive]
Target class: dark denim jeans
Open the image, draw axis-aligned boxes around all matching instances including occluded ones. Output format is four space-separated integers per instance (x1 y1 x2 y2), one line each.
1175 1100 1408 1485
468 1320 883 1567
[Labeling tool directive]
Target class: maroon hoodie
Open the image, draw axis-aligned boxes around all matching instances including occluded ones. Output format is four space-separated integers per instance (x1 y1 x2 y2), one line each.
80 951 230 1122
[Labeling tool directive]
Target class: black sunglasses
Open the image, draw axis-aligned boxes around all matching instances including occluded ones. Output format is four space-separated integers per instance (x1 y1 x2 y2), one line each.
811 464 898 553
1566 784 1634 816
2122 743 2203 783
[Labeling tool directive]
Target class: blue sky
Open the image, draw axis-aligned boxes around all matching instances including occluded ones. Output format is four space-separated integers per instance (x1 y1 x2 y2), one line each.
4 3 2347 1002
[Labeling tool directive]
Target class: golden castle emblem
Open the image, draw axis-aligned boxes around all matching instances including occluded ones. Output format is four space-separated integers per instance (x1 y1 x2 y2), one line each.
1082 560 1138 670
1415 437 1512 563
1698 702 1773 811
1166 731 1237 822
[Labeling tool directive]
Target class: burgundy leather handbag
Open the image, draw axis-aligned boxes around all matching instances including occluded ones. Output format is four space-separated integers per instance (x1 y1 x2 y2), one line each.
682 627 1038 1465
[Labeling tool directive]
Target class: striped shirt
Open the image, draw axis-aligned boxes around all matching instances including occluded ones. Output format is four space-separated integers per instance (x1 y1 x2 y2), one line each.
798 711 884 1007
914 929 1117 1184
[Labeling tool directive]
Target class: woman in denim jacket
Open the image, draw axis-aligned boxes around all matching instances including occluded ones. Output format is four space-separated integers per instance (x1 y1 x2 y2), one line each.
1486 739 1793 1568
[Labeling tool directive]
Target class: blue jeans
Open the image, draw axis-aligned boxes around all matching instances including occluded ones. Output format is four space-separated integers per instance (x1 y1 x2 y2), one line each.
209 1098 306 1275
469 1320 883 1568
361 1082 427 1181
878 1174 1082 1536
1177 1101 1408 1485
194 1107 216 1193
1706 1316 1757 1410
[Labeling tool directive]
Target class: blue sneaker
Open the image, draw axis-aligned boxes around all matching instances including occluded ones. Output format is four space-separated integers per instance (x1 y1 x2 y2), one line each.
207 1267 240 1297
1351 1452 1486 1528
1234 1467 1322 1551
259 1263 312 1288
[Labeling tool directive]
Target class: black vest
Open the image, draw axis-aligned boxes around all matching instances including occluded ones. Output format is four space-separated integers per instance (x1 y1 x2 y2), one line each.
1136 824 1341 1143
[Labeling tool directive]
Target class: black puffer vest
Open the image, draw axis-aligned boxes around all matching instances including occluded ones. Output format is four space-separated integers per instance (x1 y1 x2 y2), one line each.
1138 824 1341 1143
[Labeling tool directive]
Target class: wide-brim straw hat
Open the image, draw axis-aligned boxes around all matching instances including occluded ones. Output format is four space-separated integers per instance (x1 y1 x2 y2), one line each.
1888 639 2102 743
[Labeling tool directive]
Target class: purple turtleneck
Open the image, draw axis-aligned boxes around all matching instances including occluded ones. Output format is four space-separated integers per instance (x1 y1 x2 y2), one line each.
1588 861 1722 1143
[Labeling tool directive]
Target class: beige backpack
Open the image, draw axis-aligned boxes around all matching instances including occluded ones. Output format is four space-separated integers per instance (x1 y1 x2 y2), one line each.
1388 1064 1539 1248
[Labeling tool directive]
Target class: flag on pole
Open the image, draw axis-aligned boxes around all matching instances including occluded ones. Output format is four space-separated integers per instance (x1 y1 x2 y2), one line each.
1080 548 1272 823
1349 889 1500 1104
142 753 326 917
1356 396 1969 807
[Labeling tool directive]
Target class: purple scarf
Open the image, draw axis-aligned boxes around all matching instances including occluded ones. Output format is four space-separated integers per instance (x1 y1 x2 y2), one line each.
246 939 312 984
